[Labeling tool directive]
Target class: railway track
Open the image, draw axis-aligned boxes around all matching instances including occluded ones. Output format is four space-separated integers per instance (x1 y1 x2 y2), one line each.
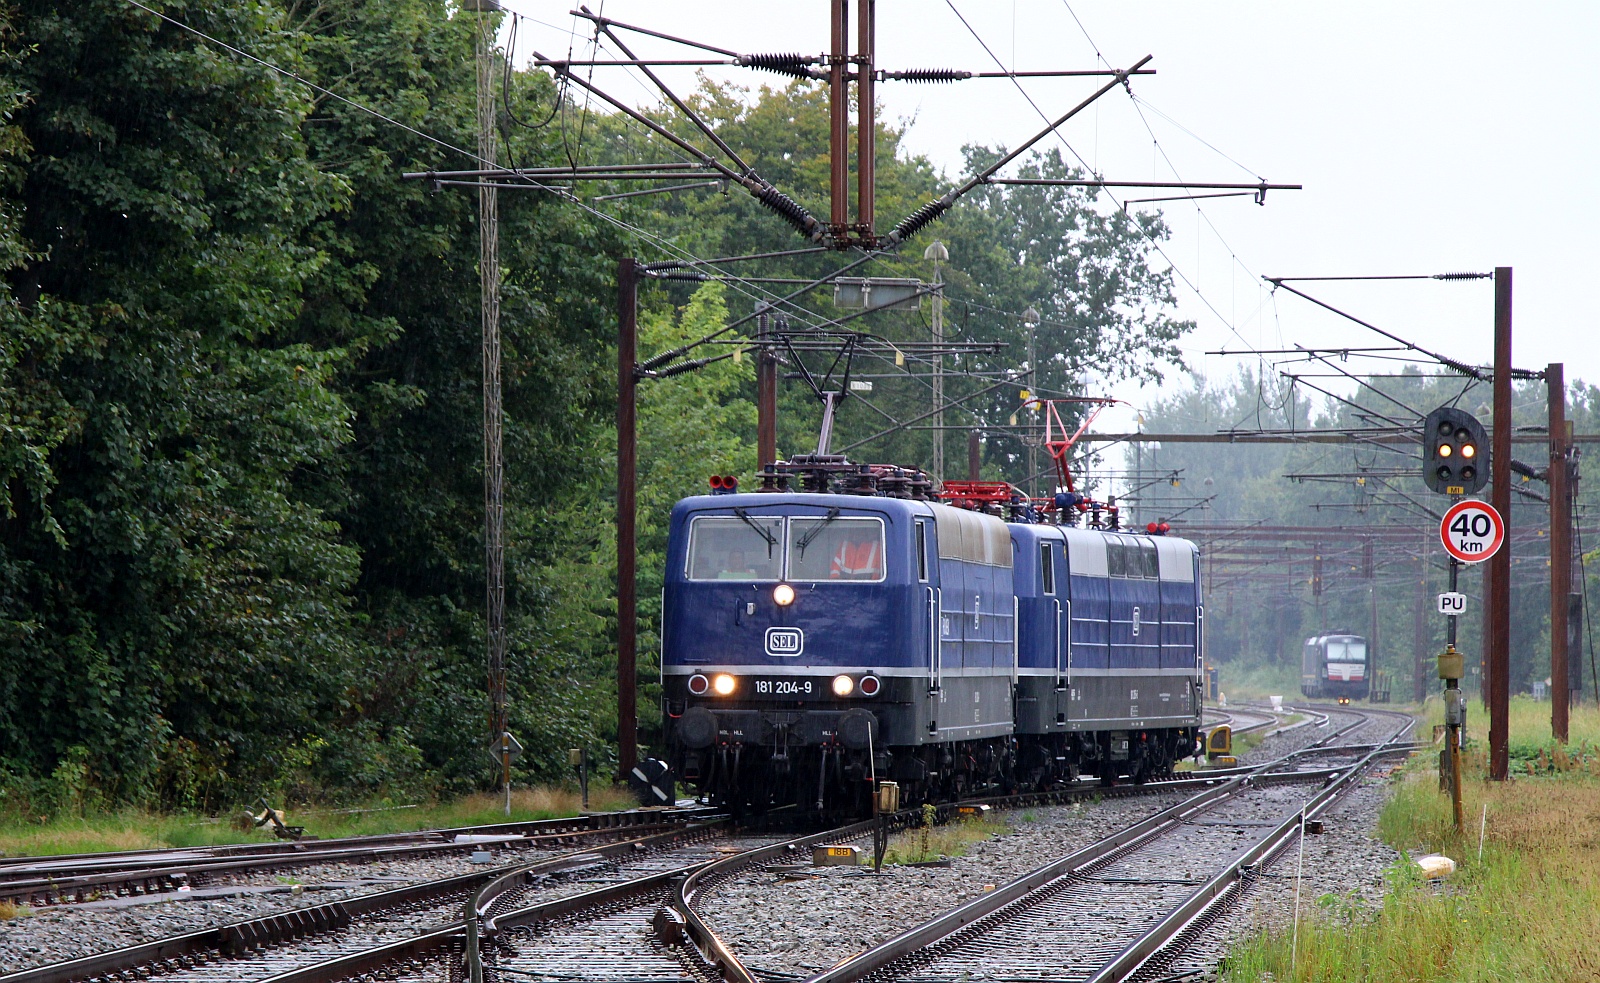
784 705 1415 983
8 705 1417 983
0 809 713 907
0 819 729 983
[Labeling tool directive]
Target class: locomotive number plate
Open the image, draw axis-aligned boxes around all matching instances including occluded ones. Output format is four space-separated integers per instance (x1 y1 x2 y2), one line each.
751 677 817 697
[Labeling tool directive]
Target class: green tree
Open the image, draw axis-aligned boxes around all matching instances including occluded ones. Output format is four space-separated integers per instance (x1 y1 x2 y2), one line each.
0 0 361 805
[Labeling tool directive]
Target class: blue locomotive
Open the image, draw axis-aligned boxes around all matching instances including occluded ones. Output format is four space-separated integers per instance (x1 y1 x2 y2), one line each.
658 457 1204 813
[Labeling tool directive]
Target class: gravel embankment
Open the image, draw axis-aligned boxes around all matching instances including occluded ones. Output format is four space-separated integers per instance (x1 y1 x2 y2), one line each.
1158 767 1405 981
705 791 1193 979
1 709 1419 981
704 707 1418 982
2 852 510 973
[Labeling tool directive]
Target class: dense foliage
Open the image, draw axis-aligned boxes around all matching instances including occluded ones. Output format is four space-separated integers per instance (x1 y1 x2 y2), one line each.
0 2 1190 815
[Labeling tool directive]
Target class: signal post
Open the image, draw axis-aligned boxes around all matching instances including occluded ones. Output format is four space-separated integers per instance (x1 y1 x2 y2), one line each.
1424 408 1501 830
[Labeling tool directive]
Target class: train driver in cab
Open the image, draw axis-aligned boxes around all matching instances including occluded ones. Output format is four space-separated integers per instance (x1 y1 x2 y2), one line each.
830 536 883 580
718 549 759 580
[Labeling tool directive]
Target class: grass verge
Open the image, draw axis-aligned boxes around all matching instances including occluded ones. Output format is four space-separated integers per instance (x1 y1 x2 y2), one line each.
880 807 1012 866
1223 697 1600 983
0 785 636 859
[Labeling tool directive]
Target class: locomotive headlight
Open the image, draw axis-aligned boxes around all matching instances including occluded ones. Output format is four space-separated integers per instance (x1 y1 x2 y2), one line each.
773 583 796 606
831 674 855 697
711 673 737 696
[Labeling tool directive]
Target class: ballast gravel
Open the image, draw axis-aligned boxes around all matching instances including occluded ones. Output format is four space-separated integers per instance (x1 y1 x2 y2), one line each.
1 851 518 973
704 790 1193 978
1157 768 1404 982
703 706 1417 982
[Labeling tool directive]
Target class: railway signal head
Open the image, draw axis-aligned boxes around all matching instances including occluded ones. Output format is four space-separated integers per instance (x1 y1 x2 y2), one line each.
1422 406 1489 495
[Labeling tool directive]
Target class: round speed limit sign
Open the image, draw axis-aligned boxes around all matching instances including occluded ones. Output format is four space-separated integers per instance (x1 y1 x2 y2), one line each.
1439 500 1505 564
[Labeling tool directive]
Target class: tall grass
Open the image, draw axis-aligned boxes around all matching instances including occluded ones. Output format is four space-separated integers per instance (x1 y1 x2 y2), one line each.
1224 698 1600 983
0 785 635 859
1212 662 1303 703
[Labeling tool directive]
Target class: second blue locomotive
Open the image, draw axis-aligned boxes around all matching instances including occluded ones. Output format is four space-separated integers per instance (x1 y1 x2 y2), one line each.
659 460 1204 813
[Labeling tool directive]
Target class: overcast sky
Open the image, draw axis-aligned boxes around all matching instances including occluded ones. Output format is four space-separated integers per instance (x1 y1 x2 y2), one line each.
506 1 1599 430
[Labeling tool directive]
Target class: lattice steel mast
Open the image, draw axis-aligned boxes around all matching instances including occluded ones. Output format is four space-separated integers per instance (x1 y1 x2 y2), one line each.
471 2 510 815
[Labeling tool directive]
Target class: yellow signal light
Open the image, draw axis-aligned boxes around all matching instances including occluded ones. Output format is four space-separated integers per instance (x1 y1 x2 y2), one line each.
1437 443 1452 457
1460 444 1476 459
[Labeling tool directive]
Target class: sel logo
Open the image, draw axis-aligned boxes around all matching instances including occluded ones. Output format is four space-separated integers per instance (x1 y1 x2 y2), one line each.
765 627 804 657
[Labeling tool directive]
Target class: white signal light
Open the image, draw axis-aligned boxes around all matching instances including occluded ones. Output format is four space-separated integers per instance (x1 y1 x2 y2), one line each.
773 583 796 606
1437 444 1452 457
1460 444 1476 459
711 674 736 696
831 674 855 697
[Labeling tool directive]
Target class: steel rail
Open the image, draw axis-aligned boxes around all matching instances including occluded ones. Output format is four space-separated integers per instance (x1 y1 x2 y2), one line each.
464 819 731 982
0 866 495 983
797 708 1413 983
0 811 709 905
0 807 705 876
799 773 1266 983
676 819 881 982
0 820 726 983
1084 711 1416 982
253 924 462 983
0 827 648 890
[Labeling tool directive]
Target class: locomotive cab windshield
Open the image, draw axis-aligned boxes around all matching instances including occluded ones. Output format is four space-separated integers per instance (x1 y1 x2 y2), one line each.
684 513 887 582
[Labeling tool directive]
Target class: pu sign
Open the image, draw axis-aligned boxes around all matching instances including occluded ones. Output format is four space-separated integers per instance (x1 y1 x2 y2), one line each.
1439 500 1505 565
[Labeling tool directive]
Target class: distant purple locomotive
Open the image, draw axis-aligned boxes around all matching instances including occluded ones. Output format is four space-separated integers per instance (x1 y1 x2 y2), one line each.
658 459 1204 814
1300 633 1369 704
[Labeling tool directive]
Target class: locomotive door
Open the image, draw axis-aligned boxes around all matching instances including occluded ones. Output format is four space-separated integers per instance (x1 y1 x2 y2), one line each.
917 518 941 693
1058 539 1072 698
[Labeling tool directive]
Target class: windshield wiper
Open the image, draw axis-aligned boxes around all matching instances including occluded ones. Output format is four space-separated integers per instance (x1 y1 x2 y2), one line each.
794 507 841 557
733 507 778 558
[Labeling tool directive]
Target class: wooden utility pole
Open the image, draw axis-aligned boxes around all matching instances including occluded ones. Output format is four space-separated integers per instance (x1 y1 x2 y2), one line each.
617 258 639 776
968 430 981 480
1549 362 1571 742
1487 267 1512 781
